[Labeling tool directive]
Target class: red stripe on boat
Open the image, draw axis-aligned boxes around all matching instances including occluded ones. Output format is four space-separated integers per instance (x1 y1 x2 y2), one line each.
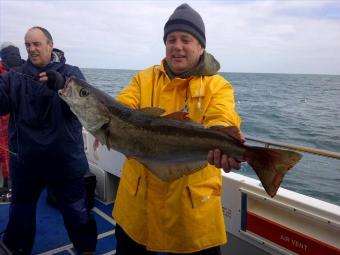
246 211 340 255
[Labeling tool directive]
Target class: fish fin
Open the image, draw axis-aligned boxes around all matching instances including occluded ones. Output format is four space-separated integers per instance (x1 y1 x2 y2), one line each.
138 107 165 117
93 130 109 150
209 125 244 143
141 160 208 181
163 111 190 121
93 138 100 151
104 130 112 150
162 111 204 127
245 147 302 197
94 125 112 150
92 138 100 160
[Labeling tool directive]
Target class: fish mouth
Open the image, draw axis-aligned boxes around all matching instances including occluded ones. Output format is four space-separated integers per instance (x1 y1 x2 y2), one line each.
58 78 72 97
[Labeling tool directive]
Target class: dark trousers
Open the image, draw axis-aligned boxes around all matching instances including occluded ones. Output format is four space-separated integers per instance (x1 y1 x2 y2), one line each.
115 224 221 255
3 177 97 254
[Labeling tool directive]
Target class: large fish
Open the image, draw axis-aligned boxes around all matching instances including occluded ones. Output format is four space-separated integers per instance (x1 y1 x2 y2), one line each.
59 77 302 197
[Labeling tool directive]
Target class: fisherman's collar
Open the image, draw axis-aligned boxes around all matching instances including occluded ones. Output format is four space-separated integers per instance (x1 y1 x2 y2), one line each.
50 48 65 64
25 48 66 73
163 51 220 80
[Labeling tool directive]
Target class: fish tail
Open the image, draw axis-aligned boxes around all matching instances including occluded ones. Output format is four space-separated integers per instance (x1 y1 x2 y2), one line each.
245 147 302 197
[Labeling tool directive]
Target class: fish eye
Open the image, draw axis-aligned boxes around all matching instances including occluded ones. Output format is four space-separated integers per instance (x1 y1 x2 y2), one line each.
79 88 89 97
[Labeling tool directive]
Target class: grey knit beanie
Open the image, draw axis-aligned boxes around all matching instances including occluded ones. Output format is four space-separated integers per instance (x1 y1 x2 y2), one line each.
163 3 206 48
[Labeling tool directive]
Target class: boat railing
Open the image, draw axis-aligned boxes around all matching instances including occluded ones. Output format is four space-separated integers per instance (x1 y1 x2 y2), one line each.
245 136 340 160
224 137 340 255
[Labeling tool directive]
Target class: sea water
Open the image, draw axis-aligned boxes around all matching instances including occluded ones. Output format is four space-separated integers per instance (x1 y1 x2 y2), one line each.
82 68 340 206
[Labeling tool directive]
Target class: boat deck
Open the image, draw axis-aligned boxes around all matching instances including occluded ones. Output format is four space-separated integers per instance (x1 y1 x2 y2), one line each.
0 190 119 255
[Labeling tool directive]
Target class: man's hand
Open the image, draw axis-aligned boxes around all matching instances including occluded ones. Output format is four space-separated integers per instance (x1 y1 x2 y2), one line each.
39 71 65 90
207 149 241 173
207 126 245 173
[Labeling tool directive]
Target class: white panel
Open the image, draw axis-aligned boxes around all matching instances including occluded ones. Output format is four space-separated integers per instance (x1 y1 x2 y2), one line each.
83 130 125 177
88 162 119 203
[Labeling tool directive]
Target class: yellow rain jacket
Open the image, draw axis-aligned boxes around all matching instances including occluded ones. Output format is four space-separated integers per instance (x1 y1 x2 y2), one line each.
113 60 241 253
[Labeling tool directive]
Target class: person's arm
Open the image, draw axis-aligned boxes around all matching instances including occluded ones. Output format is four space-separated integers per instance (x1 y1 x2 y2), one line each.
39 66 85 90
204 80 243 172
40 66 85 120
204 80 240 128
0 73 10 116
115 74 141 109
67 66 85 80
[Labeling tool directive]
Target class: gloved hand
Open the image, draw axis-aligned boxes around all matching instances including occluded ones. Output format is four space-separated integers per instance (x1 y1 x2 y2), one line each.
39 71 65 91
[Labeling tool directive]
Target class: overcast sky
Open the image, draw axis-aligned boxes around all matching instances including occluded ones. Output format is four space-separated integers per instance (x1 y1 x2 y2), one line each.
1 0 340 75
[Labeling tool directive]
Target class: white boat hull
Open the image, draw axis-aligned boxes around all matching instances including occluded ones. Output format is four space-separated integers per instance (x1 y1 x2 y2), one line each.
83 130 340 255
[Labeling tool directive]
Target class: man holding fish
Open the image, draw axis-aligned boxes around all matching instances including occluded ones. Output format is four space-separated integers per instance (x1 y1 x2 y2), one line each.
58 3 301 254
113 4 242 254
56 2 301 253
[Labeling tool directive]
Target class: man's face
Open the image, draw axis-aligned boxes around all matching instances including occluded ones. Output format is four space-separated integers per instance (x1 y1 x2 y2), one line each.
165 31 204 74
24 28 53 67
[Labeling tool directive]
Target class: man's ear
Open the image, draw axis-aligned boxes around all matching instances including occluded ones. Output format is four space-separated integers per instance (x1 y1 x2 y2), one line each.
48 41 53 52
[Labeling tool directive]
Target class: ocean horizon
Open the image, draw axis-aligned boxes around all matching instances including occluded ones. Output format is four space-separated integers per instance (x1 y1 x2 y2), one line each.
82 67 340 77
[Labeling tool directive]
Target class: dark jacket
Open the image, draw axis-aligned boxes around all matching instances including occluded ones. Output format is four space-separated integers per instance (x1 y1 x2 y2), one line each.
0 49 88 180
